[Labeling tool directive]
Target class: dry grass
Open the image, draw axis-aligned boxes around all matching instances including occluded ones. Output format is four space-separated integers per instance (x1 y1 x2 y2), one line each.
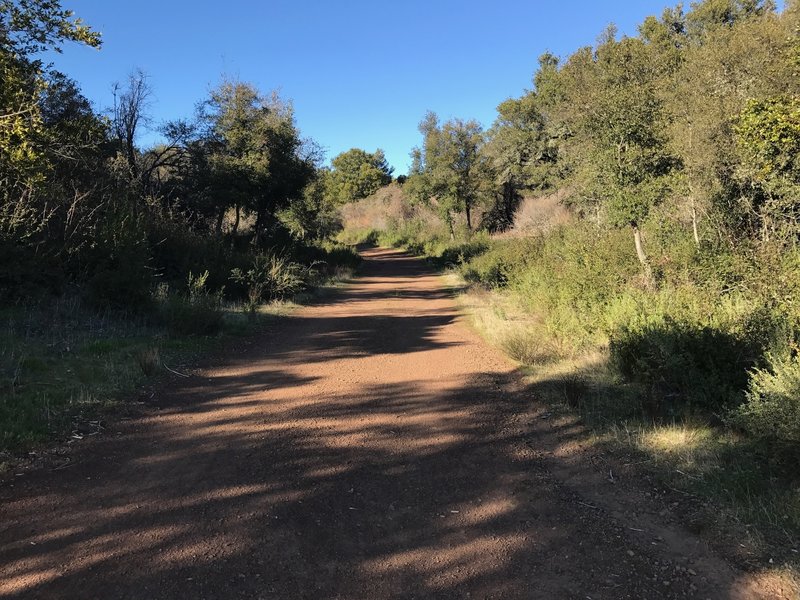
610 422 721 475
135 346 161 376
339 183 426 231
339 183 466 235
500 189 573 237
456 282 567 368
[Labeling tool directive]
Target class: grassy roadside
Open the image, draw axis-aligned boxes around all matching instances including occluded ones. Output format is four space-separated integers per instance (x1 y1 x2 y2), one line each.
449 274 800 580
0 268 355 465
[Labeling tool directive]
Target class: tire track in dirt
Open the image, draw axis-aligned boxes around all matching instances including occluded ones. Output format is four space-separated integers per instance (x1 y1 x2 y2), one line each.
0 248 781 598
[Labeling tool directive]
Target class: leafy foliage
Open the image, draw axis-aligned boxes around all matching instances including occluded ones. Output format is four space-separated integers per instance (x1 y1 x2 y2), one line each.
407 113 488 234
326 148 393 204
732 353 800 444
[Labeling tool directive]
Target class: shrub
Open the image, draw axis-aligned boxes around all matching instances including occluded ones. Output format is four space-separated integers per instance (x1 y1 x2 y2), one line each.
146 216 251 298
731 353 800 445
461 238 540 288
135 346 161 375
160 271 224 335
498 328 557 366
609 318 757 416
86 215 153 310
291 240 362 274
337 228 378 246
436 236 490 267
231 254 312 309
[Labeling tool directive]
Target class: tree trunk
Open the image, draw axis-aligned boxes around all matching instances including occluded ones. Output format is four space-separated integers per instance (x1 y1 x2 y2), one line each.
255 209 263 246
690 195 700 247
447 213 455 241
215 207 225 235
254 206 268 246
505 182 517 225
126 139 138 179
632 223 654 287
465 202 472 231
232 204 241 236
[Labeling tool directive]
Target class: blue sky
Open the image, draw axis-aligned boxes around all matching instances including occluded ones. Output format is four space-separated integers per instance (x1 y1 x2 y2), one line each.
50 1 715 174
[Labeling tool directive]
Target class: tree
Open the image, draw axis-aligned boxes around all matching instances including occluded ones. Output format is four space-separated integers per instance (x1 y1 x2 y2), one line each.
409 112 487 236
196 79 314 241
326 148 393 204
686 0 775 40
0 0 100 189
111 69 152 180
0 0 100 57
558 33 676 282
483 76 559 231
1 0 104 290
665 0 787 244
736 96 800 241
278 168 341 240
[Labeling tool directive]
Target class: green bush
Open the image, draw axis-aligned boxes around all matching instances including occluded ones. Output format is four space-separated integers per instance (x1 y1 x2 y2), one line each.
731 353 800 445
609 318 757 416
337 227 378 246
461 238 540 288
436 236 490 267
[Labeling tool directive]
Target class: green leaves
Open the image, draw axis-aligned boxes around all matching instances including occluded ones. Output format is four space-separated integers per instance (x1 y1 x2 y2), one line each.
1 1 101 192
735 95 800 238
195 80 313 232
326 148 393 204
737 96 800 182
411 113 487 231
0 0 101 57
556 35 676 229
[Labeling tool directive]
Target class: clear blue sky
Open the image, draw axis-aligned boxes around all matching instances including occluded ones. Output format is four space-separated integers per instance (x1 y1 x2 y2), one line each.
48 1 721 174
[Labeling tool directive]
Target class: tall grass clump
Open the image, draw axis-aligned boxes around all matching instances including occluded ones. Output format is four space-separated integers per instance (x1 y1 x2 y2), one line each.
160 271 224 335
231 254 313 311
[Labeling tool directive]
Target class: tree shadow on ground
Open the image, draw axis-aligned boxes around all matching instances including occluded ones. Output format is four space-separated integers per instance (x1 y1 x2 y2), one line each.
0 249 774 600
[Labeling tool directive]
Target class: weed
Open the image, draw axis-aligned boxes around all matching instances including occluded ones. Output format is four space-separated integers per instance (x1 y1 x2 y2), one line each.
135 346 161 376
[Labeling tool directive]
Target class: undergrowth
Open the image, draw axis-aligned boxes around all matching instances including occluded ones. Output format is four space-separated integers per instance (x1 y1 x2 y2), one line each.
0 243 359 456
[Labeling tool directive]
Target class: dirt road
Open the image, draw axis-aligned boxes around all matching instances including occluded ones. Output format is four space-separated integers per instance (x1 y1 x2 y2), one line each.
0 248 782 599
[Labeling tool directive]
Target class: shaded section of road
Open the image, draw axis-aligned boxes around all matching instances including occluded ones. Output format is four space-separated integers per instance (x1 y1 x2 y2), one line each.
0 248 766 598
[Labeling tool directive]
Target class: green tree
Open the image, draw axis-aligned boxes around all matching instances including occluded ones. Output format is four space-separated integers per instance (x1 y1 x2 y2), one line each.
409 112 487 236
197 80 314 240
278 168 342 240
484 79 558 230
686 0 775 40
0 0 100 188
559 32 676 281
736 96 800 241
665 0 788 244
326 148 393 204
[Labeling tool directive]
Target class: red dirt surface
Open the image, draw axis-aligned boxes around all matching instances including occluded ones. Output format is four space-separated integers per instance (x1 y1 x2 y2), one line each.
0 248 790 599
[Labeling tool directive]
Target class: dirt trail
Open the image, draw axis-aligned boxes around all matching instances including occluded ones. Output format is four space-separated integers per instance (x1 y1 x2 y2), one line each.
0 248 784 599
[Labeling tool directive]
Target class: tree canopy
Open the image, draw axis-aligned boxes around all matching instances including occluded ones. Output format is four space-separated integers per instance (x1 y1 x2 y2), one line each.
326 147 393 204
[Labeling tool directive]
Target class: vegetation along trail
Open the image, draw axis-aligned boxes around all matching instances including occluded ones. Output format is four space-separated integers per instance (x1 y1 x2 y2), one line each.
0 249 783 599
